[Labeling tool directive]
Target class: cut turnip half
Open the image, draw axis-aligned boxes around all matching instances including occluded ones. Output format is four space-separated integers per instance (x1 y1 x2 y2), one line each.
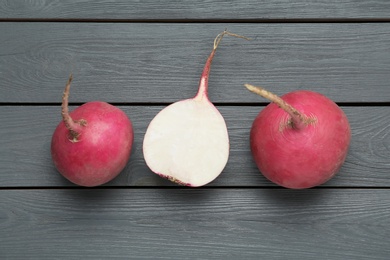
143 30 248 187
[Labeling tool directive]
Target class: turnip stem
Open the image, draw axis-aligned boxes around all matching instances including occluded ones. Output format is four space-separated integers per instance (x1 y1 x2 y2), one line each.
61 74 85 142
195 30 250 101
245 84 312 130
213 30 250 50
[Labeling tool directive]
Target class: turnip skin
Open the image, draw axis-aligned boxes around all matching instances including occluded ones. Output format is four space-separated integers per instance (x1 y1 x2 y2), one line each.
248 87 351 189
51 77 133 187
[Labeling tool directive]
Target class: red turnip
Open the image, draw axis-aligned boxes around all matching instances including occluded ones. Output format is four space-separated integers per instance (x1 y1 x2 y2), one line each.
245 84 351 189
143 30 248 187
51 75 134 187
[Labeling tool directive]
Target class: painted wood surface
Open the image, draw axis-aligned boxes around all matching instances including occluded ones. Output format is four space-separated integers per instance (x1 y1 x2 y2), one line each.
1 23 390 103
1 189 390 259
0 1 389 259
1 0 390 20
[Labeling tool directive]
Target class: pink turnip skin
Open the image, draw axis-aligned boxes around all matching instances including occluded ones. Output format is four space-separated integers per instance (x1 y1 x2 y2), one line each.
246 85 351 189
51 76 133 187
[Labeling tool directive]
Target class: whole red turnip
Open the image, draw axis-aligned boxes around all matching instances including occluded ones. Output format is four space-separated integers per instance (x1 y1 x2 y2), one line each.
51 75 133 187
245 84 351 189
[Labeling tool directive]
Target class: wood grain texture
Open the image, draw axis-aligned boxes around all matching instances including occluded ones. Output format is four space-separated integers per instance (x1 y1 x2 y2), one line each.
1 106 389 187
1 189 389 259
1 0 390 20
1 23 390 103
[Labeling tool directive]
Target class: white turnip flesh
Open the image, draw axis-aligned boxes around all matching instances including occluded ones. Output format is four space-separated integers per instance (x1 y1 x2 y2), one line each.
51 75 134 187
245 84 351 189
143 31 248 187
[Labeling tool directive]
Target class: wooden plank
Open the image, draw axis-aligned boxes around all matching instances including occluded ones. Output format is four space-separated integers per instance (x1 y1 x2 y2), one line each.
1 0 390 20
1 106 389 187
1 23 390 103
1 189 389 259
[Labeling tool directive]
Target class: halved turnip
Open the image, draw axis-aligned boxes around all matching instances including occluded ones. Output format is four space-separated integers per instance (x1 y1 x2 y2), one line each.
143 30 248 187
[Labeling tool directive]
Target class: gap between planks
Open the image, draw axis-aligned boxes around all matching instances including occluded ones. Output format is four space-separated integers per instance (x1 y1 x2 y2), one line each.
1 18 390 23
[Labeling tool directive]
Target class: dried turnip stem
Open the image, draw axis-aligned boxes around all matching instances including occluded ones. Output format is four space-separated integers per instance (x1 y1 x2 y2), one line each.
61 74 86 142
245 84 314 130
195 30 250 100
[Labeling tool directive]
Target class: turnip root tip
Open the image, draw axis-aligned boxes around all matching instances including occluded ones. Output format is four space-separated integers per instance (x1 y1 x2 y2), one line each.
245 84 316 130
61 74 87 142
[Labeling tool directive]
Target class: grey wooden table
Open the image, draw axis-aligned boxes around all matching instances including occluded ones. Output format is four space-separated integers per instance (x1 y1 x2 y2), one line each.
1 1 390 259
